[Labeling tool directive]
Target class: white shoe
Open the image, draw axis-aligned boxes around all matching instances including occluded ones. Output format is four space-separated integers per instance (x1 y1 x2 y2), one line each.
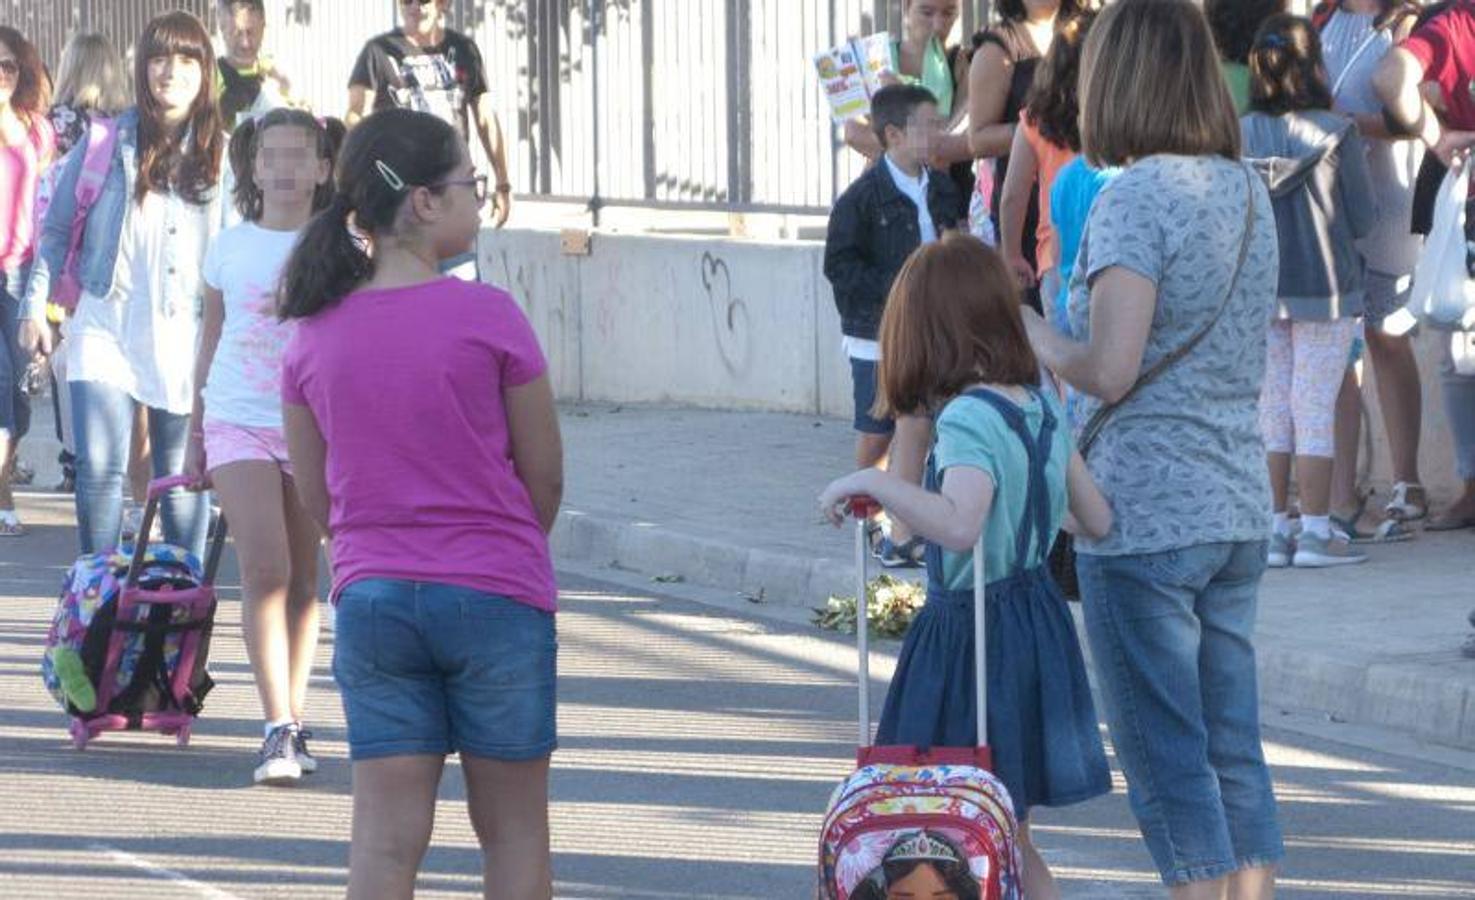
1267 532 1294 568
1292 531 1367 568
254 725 303 786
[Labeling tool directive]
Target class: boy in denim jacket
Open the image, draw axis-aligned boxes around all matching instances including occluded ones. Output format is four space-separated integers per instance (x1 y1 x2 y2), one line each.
824 84 965 561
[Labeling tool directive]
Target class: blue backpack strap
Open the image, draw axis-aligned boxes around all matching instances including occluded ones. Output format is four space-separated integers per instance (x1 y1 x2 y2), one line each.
960 388 1041 568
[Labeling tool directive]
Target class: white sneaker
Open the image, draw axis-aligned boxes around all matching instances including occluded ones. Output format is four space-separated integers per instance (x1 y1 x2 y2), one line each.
1292 531 1367 568
1267 532 1294 568
254 724 303 786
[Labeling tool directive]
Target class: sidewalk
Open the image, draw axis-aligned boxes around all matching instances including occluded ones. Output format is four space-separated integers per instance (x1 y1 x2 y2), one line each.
544 403 1475 754
19 401 1475 754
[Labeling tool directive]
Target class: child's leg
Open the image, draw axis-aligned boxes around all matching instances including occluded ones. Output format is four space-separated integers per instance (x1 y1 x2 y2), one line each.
282 473 322 723
128 402 150 504
348 755 445 900
850 356 894 469
462 755 553 900
1016 820 1060 900
211 460 297 726
1259 322 1295 520
1330 366 1363 519
1289 321 1360 520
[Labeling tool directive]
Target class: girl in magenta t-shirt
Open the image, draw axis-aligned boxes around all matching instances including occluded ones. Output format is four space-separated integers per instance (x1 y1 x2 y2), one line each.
0 26 56 536
278 107 562 899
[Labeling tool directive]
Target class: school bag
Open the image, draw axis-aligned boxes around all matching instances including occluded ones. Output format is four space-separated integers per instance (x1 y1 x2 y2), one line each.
817 498 1022 900
41 476 225 750
31 115 118 311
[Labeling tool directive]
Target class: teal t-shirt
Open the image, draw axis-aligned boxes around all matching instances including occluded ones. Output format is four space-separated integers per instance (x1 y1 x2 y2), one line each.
932 388 1073 590
1222 61 1251 116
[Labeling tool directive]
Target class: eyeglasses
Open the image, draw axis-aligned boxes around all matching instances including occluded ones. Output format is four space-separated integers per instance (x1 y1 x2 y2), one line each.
434 173 489 202
0 60 19 78
399 0 436 6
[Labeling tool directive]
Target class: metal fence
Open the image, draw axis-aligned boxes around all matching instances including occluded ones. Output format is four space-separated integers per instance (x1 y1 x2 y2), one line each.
3 1 994 214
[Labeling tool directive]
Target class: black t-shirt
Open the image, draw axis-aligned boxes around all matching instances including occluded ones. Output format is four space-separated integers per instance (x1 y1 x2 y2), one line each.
349 28 490 142
218 59 265 128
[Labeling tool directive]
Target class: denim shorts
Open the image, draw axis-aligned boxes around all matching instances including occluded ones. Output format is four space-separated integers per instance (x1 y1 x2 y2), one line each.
333 579 557 762
849 357 893 435
1076 541 1284 886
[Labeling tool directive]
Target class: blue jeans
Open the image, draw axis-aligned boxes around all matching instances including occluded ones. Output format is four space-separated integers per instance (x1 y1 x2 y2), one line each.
1076 541 1284 885
333 579 557 761
1441 339 1475 481
70 380 209 557
0 268 33 442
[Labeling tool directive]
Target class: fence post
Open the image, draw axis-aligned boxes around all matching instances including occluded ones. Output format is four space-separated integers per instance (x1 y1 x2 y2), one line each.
589 0 603 227
726 0 753 207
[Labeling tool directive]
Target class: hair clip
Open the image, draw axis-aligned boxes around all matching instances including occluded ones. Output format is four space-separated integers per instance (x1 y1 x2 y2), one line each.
375 159 407 192
1257 33 1290 50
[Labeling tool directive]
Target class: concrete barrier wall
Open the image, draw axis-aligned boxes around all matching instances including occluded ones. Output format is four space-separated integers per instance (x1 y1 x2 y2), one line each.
480 228 853 417
479 226 1463 504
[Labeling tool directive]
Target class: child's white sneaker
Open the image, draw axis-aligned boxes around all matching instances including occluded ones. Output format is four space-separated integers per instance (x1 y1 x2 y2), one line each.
1292 532 1367 568
1266 532 1294 568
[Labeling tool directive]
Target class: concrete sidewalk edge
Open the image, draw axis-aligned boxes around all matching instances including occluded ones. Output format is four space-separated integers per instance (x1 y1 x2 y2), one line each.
550 507 1475 754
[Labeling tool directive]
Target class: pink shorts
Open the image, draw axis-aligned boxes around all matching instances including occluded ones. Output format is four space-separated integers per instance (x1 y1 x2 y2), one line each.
203 420 293 476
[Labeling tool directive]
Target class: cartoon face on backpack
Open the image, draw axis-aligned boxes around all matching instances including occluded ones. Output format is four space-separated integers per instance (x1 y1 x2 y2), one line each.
847 831 983 900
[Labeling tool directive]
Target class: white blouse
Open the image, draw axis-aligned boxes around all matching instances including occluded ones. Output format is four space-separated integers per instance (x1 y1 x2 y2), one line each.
65 189 219 415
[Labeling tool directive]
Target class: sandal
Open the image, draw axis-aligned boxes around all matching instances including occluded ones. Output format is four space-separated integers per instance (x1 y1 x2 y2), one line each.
1331 490 1414 544
876 536 925 569
1384 482 1429 522
0 509 25 537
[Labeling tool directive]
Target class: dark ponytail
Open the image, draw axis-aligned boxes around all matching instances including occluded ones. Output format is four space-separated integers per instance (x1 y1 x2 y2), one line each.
277 108 462 319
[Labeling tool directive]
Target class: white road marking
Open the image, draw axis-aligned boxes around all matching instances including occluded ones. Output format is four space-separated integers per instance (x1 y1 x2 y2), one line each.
90 844 247 900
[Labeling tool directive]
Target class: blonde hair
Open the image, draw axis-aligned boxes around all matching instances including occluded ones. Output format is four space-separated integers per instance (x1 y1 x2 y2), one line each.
1080 0 1241 168
53 33 132 115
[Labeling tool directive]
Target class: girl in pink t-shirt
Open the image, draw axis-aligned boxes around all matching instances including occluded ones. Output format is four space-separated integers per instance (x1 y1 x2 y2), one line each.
278 108 562 898
185 109 343 787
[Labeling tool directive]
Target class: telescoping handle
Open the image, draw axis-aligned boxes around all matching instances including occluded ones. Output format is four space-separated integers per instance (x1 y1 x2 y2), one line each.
851 496 986 750
127 476 230 588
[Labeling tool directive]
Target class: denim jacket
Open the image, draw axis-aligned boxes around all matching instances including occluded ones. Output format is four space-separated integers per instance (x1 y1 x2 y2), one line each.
22 108 222 322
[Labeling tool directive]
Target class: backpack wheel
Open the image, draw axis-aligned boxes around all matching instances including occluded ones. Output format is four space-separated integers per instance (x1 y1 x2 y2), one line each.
70 720 88 751
176 724 191 748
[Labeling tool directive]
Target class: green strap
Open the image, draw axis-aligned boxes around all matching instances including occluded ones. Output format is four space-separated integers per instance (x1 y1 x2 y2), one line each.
888 37 955 118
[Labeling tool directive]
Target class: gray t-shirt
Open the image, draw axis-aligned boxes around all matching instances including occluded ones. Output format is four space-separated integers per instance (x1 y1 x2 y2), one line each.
1067 155 1276 557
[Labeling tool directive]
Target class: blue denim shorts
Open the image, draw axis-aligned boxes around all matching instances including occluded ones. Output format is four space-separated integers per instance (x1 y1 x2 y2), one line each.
1076 541 1284 886
849 357 894 435
333 579 557 762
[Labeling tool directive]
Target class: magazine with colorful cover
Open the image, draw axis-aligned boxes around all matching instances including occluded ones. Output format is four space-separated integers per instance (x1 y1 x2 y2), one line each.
815 32 893 122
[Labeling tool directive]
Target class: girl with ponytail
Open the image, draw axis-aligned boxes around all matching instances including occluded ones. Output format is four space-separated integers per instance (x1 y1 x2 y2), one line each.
278 107 562 898
185 108 342 786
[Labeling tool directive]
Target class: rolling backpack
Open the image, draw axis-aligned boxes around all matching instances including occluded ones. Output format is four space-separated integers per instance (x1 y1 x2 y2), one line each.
817 498 1021 900
41 476 226 749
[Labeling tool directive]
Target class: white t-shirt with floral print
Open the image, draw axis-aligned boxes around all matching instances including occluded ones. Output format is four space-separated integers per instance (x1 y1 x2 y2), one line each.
201 222 299 429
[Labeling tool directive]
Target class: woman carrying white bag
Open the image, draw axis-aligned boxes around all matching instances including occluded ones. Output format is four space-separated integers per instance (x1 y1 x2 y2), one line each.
1377 6 1475 538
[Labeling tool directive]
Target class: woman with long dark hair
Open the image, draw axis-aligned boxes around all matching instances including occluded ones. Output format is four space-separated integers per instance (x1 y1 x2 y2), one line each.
966 0 1081 297
0 26 55 536
21 11 225 559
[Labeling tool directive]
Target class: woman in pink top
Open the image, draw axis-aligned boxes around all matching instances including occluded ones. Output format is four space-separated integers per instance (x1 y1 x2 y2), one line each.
0 26 55 536
998 11 1094 300
279 108 562 900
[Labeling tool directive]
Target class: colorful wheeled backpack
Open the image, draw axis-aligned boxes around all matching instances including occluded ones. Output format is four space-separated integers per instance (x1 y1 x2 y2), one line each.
818 498 1022 900
40 476 224 749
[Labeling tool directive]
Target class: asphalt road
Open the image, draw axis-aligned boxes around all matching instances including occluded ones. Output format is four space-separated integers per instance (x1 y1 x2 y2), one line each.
1 491 1472 898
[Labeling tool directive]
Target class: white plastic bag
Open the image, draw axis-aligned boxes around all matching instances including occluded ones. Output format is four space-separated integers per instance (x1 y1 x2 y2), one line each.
1399 164 1475 335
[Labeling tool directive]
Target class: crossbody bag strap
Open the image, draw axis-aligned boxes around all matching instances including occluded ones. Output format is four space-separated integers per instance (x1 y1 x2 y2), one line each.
1077 165 1259 456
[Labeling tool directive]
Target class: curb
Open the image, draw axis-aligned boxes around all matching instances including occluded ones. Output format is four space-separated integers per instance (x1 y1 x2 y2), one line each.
551 508 852 608
552 508 1475 753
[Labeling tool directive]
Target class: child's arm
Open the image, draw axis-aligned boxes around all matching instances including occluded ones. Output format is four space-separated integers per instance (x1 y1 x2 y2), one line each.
505 373 564 534
183 285 226 486
821 464 995 553
998 124 1039 287
284 403 331 533
1061 450 1112 540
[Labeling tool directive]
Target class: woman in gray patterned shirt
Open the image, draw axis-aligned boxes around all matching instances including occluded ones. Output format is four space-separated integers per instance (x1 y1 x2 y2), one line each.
1023 1 1285 895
